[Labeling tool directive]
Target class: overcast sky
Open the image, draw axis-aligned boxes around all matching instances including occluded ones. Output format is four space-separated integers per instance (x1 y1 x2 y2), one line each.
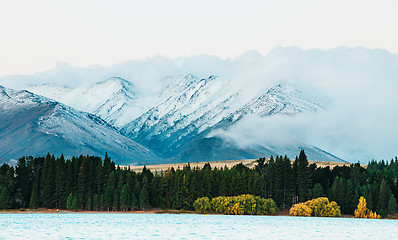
1 0 397 77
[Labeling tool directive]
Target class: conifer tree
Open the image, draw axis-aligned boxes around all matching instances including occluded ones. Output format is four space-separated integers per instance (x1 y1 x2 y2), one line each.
131 190 138 210
297 150 311 202
387 194 397 215
93 194 99 211
15 157 30 208
29 183 39 209
366 184 374 211
86 195 92 211
377 179 391 215
104 186 113 211
346 180 356 214
292 157 298 204
149 176 161 208
100 194 105 211
120 183 130 211
337 178 347 213
0 187 10 209
41 153 56 208
55 155 66 209
312 183 325 198
77 157 90 209
139 181 150 211
113 188 119 211
71 195 78 211
66 193 74 210
253 175 266 198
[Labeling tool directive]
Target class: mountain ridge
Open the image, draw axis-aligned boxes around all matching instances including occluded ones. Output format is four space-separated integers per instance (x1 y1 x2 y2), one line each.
24 73 342 163
0 85 162 165
3 46 398 162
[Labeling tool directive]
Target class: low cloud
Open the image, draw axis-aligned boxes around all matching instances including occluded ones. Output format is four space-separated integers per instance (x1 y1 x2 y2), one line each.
1 46 398 162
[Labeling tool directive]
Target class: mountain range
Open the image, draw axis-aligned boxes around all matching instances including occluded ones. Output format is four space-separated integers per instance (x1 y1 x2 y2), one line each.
1 46 398 164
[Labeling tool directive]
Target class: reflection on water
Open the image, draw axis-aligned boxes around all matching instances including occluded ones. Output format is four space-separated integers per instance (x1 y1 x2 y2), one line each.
0 213 397 239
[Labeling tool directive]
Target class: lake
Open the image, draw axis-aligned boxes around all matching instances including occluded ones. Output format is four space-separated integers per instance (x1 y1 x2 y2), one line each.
0 213 397 239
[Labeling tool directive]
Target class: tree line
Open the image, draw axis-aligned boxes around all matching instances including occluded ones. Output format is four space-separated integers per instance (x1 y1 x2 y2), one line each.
0 150 397 217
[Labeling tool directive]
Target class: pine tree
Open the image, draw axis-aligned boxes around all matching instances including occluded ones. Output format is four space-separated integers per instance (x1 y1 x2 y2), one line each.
93 194 99 211
100 194 105 211
273 156 284 207
312 183 325 198
41 153 56 208
366 184 374 211
377 179 391 216
329 177 339 202
387 194 397 215
71 196 78 211
149 176 161 208
86 195 92 211
120 183 130 211
29 183 39 209
78 157 90 209
0 187 10 209
297 150 311 202
346 180 356 214
113 188 119 211
66 193 74 210
337 178 347 213
54 155 66 209
15 157 30 208
139 182 150 211
104 186 113 211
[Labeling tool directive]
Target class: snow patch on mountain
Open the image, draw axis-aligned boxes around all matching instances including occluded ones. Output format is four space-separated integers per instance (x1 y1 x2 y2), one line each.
29 77 145 127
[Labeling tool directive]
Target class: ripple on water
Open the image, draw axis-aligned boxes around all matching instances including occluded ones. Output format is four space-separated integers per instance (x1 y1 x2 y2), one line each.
0 214 397 239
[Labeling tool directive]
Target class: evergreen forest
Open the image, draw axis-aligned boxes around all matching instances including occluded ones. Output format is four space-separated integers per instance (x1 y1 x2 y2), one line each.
0 151 397 217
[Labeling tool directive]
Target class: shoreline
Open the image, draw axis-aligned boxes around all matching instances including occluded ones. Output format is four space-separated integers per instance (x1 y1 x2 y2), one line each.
1 208 396 220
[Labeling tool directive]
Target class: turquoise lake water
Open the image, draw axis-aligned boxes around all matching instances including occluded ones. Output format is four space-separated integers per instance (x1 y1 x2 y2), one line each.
0 213 397 239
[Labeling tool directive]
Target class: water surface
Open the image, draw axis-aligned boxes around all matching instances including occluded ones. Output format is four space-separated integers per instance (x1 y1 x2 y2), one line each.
0 213 396 239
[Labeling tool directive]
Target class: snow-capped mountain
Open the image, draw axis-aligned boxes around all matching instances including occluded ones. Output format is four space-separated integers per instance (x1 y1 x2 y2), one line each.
121 75 330 160
5 46 398 163
0 85 162 165
27 72 341 163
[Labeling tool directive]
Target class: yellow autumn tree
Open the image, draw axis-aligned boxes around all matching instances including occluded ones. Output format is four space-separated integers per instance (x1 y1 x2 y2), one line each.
354 196 368 218
306 197 341 217
199 194 277 215
354 196 381 219
289 197 341 217
289 203 312 216
367 211 381 219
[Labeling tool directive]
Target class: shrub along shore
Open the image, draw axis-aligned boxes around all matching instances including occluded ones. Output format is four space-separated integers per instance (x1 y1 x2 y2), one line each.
0 151 397 218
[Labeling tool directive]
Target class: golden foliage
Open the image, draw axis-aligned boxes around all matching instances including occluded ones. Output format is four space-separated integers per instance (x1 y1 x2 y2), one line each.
354 196 368 218
289 203 312 216
354 196 381 219
289 197 341 217
193 197 212 213
367 211 381 219
195 194 278 215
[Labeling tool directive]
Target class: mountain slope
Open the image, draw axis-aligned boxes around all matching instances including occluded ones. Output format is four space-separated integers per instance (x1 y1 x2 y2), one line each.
28 77 142 127
26 74 341 163
121 76 331 161
13 46 398 163
0 85 162 165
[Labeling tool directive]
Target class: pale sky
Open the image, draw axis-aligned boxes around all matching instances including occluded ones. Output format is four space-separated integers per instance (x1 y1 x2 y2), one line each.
1 0 397 77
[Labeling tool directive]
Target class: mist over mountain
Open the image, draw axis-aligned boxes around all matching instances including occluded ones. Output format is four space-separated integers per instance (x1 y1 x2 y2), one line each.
1 46 398 163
